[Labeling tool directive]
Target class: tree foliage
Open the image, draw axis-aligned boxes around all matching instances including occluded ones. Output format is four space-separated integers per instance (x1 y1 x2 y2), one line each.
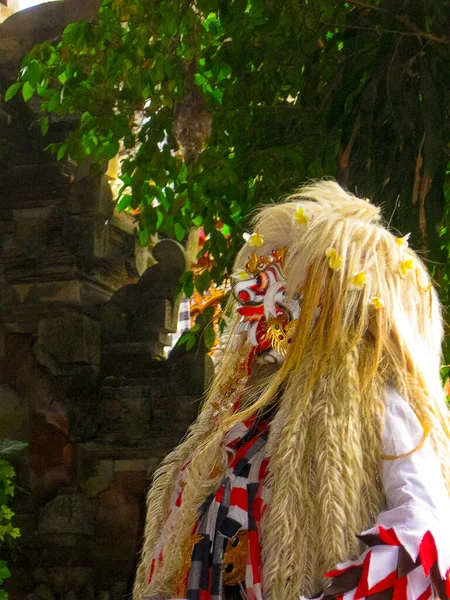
0 441 27 600
4 0 450 318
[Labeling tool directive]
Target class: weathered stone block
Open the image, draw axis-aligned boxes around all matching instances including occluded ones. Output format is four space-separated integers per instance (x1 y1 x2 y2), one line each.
130 299 177 339
145 457 161 476
115 470 147 496
113 459 146 472
151 395 200 432
63 216 110 259
94 483 140 543
100 303 129 345
37 313 100 367
34 584 56 600
0 383 28 440
98 386 152 444
46 568 93 594
39 491 94 538
109 582 127 600
81 460 114 499
12 281 82 304
13 206 59 255
80 584 95 600
168 352 214 396
66 366 99 442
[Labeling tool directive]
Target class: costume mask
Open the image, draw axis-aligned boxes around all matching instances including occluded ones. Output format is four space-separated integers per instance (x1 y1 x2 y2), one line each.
232 247 300 364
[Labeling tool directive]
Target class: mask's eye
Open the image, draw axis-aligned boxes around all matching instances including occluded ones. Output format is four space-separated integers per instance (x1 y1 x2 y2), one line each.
238 290 251 303
256 271 268 291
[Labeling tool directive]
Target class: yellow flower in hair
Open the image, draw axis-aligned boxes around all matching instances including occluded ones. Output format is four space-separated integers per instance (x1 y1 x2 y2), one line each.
295 204 312 226
350 271 370 290
400 258 415 278
243 232 265 247
370 296 385 310
231 269 249 281
325 248 342 271
395 233 411 249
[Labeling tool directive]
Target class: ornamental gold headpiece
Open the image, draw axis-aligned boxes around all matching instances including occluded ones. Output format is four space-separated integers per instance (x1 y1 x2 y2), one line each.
245 247 288 275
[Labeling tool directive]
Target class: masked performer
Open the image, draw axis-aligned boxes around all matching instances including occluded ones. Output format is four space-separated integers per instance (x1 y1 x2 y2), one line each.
133 181 450 600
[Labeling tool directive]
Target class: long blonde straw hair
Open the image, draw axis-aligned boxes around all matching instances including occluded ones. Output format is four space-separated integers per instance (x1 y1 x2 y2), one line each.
134 181 450 600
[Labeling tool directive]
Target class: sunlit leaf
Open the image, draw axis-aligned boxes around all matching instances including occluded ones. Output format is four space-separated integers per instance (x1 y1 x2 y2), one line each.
22 81 35 102
4 83 21 102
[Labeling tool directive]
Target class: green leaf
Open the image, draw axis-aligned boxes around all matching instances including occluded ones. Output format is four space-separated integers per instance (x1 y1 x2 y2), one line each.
63 22 85 46
40 117 49 136
218 316 227 336
202 306 215 322
0 563 11 581
166 18 178 36
26 61 42 87
22 81 35 102
194 270 212 295
37 78 49 95
139 227 150 246
57 143 67 161
103 140 120 161
176 331 191 347
117 194 132 212
58 71 69 85
182 271 194 297
4 83 21 102
203 323 216 351
174 222 185 242
186 334 196 351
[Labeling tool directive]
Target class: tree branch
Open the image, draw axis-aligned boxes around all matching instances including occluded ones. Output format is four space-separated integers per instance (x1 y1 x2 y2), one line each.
345 0 381 10
396 14 448 46
345 0 448 45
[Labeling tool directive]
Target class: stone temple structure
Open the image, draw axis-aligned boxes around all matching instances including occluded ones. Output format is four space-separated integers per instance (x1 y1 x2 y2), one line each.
0 3 213 599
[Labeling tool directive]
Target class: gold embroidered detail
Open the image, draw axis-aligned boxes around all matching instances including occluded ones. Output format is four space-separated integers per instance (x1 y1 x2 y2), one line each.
223 530 248 586
266 317 298 357
173 532 204 597
211 343 253 421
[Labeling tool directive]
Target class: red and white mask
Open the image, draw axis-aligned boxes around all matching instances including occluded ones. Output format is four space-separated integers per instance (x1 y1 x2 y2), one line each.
231 248 300 364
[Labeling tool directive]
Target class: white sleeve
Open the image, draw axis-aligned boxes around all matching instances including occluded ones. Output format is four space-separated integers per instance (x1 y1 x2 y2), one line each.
324 387 450 600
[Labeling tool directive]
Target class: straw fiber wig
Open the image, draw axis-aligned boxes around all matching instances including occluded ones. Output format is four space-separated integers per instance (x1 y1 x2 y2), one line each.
134 181 450 600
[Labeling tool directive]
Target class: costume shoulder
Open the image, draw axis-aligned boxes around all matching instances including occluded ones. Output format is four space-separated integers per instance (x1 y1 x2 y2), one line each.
323 387 450 600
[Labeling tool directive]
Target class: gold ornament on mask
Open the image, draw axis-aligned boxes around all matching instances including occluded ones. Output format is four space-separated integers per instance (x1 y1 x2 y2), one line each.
245 252 273 275
266 316 298 357
244 246 288 276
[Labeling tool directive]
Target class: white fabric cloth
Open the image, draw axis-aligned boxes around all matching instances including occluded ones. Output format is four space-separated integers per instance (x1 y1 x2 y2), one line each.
329 386 450 600
382 387 449 515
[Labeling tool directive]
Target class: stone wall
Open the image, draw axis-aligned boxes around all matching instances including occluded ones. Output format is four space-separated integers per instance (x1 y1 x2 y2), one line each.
0 7 213 597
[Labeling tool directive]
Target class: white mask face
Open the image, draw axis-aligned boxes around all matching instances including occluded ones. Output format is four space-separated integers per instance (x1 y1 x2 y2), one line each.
231 249 300 364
